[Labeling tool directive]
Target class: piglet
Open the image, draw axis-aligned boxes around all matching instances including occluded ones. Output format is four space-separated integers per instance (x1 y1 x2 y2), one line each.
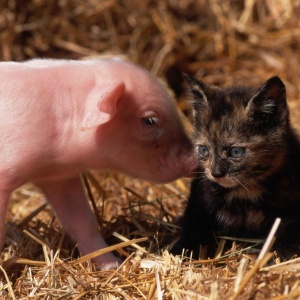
0 58 197 270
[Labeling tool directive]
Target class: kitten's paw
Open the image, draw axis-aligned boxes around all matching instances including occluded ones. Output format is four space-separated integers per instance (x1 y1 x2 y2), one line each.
168 238 188 256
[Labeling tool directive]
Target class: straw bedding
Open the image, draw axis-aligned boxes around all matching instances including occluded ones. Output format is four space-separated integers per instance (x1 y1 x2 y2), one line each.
1 0 300 299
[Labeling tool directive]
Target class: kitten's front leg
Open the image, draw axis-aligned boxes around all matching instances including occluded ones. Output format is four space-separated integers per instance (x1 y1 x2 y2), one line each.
171 178 214 259
36 176 121 270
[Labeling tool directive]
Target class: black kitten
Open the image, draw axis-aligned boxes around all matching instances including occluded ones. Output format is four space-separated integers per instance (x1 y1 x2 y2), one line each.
173 75 300 259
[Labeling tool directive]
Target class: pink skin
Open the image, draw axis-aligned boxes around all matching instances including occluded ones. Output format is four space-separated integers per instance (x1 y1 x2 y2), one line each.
0 58 197 270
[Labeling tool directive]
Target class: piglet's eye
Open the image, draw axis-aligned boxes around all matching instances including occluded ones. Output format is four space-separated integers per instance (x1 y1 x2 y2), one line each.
142 116 159 126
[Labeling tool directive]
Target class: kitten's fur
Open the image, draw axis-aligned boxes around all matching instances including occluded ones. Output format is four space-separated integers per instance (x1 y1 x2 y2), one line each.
173 75 300 258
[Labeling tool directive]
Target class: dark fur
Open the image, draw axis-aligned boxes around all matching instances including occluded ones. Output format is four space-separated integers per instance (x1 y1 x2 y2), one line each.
172 75 300 258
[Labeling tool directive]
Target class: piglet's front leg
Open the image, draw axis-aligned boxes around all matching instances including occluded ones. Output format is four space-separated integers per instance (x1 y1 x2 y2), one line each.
0 189 12 252
35 176 121 270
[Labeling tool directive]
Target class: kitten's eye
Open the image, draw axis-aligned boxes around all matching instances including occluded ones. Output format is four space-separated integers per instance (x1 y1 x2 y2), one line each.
142 116 159 126
198 145 209 158
229 147 245 158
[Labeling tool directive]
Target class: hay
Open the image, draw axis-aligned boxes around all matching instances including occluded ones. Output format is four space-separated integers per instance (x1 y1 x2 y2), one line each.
1 0 300 298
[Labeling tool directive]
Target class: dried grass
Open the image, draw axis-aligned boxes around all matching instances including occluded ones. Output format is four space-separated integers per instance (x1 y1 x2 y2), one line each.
1 0 300 299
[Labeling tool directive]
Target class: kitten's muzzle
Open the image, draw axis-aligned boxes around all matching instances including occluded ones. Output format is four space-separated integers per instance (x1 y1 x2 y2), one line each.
211 169 225 178
211 158 227 178
209 158 239 187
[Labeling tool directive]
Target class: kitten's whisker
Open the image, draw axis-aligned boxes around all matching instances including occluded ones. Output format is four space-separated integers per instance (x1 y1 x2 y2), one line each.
233 177 251 194
195 175 209 186
193 171 206 176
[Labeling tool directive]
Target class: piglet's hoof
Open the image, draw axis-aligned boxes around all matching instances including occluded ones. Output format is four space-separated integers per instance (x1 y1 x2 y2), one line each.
98 258 123 271
93 254 123 271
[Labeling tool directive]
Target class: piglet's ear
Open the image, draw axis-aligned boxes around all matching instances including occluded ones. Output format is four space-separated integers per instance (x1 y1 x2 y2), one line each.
80 81 125 130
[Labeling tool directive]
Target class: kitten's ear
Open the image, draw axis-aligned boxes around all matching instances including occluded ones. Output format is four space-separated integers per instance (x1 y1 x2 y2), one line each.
183 73 209 109
246 76 288 126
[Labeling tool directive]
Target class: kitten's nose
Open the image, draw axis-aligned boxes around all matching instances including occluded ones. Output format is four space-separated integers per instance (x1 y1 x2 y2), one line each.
211 170 225 178
211 160 226 178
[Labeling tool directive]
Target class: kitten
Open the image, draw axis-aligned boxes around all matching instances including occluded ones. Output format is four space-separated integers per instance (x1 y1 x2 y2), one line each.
172 75 300 259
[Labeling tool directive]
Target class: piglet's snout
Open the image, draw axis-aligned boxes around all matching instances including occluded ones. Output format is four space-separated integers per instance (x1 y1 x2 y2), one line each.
165 139 198 178
183 154 198 178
